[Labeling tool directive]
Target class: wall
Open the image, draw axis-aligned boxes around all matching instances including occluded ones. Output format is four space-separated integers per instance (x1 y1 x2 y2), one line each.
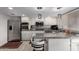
0 15 21 46
0 14 9 46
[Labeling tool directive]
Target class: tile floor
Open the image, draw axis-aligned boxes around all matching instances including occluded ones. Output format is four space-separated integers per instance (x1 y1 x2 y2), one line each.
0 41 33 51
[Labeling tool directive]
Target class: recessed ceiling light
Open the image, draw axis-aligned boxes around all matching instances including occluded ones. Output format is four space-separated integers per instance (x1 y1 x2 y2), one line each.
37 7 43 10
35 7 45 11
57 7 62 9
8 7 13 10
22 14 25 16
53 8 59 12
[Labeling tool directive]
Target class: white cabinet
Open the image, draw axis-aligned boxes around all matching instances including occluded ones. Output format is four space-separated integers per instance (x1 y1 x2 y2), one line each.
48 38 70 51
71 37 79 51
21 31 44 41
22 31 32 40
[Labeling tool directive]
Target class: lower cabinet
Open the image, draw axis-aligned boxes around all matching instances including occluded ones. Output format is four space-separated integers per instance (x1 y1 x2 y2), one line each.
71 37 79 51
48 38 70 51
22 31 32 40
21 31 44 41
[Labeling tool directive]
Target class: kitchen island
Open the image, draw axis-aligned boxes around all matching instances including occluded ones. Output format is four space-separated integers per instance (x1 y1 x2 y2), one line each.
31 32 70 51
21 30 79 51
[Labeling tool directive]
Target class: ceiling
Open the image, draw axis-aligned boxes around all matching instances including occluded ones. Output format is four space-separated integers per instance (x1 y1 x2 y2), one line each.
0 7 78 18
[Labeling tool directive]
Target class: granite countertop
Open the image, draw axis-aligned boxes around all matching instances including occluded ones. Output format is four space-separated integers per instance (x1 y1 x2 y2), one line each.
33 32 70 39
22 29 42 31
22 29 79 38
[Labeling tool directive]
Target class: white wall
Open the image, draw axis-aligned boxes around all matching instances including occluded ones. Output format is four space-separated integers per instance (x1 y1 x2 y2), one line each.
0 14 9 46
44 16 57 25
0 15 21 46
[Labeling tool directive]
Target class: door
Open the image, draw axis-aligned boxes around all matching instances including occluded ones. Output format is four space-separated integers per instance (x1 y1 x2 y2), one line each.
8 20 21 41
48 38 70 51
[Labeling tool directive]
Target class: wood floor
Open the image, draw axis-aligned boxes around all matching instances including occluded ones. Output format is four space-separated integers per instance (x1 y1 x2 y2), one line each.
0 42 22 49
0 41 33 51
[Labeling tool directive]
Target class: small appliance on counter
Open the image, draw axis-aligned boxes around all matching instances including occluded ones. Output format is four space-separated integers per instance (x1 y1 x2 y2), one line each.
35 22 44 27
30 22 44 31
51 25 59 30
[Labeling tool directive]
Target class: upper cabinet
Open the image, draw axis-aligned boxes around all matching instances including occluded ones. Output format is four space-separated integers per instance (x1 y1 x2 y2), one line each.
61 9 79 31
21 16 57 26
21 16 30 22
68 9 79 31
62 13 69 29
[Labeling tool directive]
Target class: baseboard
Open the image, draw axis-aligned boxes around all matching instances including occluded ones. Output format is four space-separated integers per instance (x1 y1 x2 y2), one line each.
0 41 7 47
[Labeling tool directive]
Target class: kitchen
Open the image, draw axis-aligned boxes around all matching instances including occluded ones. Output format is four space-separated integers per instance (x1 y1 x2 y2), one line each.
0 7 79 51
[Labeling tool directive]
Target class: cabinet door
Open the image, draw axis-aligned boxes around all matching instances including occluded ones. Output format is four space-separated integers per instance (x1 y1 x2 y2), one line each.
71 38 79 51
48 39 70 51
22 31 32 40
